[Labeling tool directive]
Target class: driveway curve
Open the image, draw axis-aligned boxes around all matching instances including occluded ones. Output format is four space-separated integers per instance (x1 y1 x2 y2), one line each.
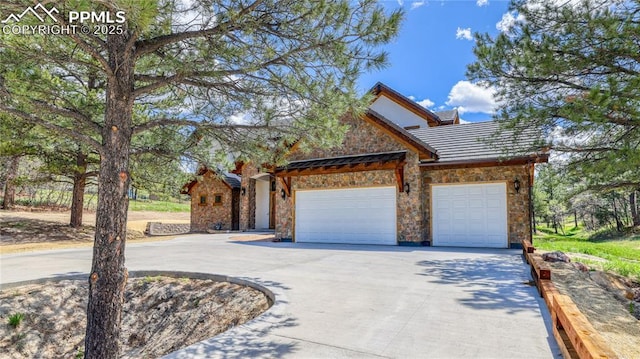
0 233 560 358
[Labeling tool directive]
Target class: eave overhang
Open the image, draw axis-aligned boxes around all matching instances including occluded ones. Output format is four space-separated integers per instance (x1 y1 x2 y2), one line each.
419 153 549 170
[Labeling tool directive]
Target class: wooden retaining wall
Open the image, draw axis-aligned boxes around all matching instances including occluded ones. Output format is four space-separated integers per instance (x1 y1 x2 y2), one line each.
522 240 618 359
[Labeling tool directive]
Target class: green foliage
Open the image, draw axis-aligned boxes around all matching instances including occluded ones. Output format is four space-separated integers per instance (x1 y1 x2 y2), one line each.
142 276 162 284
469 0 640 191
534 223 640 280
7 313 24 328
128 199 189 212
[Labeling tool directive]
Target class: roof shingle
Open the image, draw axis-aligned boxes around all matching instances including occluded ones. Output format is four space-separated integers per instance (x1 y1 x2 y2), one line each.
409 121 542 163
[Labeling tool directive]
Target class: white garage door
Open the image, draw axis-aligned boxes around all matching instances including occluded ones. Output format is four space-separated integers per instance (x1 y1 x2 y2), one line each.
432 183 507 248
295 187 396 245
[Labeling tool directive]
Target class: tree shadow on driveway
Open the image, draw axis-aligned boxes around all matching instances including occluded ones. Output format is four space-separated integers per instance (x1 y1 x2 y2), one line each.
416 252 541 314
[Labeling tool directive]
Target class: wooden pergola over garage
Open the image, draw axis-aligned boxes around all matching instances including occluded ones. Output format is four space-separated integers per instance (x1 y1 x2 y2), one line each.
274 151 408 196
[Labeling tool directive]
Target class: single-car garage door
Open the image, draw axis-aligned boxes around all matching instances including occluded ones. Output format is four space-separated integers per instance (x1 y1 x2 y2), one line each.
432 183 507 248
295 187 396 245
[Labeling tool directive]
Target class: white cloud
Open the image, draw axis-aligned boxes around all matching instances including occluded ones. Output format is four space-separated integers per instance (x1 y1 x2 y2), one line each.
445 80 497 114
476 0 489 6
496 11 525 33
397 0 404 5
409 95 434 108
417 98 435 108
411 1 426 10
459 118 471 124
228 112 251 125
455 27 473 41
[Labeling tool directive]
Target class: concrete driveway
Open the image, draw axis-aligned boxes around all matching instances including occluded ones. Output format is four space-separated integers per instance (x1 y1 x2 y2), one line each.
0 234 560 358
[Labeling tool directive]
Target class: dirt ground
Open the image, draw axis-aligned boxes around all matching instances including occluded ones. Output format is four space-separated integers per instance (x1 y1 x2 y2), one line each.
0 277 271 358
0 210 190 254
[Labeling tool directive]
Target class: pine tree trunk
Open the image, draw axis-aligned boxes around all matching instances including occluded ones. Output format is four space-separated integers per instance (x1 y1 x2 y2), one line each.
631 190 640 227
612 197 623 232
70 152 88 228
2 155 20 209
84 33 134 359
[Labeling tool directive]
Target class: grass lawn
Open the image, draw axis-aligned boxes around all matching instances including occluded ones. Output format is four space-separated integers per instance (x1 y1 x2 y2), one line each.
533 225 640 281
128 199 190 212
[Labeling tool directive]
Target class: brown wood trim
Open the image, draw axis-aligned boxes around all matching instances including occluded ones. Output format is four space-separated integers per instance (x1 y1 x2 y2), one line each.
276 160 404 177
278 176 292 197
362 112 437 161
420 154 549 170
212 193 224 206
371 83 441 126
395 166 404 193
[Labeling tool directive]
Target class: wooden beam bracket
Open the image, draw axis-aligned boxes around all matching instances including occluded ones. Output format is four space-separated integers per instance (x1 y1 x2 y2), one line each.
395 165 405 193
278 176 291 197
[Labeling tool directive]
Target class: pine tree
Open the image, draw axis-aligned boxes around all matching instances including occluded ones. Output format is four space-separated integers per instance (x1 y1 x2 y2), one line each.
0 1 402 357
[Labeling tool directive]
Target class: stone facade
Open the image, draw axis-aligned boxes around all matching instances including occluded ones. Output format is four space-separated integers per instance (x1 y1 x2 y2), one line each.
289 114 405 160
189 171 235 231
239 163 259 231
192 115 535 247
422 164 533 246
276 114 424 243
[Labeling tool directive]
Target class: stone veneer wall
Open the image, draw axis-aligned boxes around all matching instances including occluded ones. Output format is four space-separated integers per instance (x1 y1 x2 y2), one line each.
189 171 233 231
422 164 532 246
239 163 259 231
289 114 407 160
276 112 424 243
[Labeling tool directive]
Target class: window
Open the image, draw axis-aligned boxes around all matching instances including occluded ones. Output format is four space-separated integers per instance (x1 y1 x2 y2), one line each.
213 193 223 206
199 195 207 205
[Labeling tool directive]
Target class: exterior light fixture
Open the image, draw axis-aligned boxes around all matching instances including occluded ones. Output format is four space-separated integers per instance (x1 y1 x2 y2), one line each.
514 178 521 193
281 189 287 199
404 182 410 194
241 187 246 196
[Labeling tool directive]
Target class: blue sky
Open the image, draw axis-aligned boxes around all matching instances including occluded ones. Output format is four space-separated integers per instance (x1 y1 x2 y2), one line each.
357 0 514 122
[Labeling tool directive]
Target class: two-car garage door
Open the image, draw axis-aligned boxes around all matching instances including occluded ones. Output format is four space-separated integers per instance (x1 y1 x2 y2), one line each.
295 187 396 245
432 183 508 248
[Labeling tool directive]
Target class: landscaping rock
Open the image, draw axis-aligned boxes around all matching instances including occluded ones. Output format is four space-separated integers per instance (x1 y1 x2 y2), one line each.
573 262 589 272
590 271 636 301
542 251 571 263
0 277 271 358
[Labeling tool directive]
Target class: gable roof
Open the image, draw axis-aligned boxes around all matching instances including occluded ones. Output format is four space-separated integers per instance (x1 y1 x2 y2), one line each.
434 109 459 125
408 121 548 167
370 82 442 127
364 109 437 161
180 167 241 195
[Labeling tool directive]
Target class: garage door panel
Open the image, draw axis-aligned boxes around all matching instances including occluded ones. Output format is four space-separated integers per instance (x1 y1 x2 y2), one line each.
295 187 397 245
432 183 507 248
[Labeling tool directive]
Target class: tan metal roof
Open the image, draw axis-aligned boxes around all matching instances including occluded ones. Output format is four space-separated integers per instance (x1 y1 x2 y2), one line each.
408 121 543 163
